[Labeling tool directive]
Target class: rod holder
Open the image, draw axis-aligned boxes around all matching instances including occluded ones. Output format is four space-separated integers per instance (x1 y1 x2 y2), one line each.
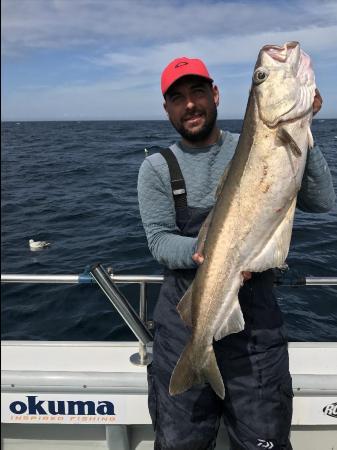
90 263 153 347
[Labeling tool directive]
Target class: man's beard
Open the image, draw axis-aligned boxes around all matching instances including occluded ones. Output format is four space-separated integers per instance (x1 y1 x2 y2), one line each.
172 104 218 143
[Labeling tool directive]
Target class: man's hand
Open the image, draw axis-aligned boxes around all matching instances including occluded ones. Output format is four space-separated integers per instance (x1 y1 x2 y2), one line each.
192 252 252 281
241 271 252 281
192 252 204 265
313 88 322 116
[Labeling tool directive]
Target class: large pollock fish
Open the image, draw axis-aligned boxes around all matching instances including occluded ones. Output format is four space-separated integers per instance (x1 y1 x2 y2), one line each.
169 41 316 399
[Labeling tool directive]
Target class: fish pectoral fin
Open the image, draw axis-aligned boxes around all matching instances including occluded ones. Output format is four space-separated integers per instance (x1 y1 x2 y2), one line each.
277 126 302 157
169 343 225 399
177 283 193 327
214 298 245 341
247 197 297 272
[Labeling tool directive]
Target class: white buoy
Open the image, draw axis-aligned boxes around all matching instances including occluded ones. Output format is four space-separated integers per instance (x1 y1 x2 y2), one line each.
29 239 50 250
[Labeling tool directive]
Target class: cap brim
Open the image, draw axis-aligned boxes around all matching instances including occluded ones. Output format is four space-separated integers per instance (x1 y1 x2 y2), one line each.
163 74 213 96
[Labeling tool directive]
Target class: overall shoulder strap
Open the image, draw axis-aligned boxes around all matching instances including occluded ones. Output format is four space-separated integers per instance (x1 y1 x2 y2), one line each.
159 148 187 208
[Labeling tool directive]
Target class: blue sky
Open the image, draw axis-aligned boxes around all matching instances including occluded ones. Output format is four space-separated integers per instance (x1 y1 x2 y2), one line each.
2 0 337 120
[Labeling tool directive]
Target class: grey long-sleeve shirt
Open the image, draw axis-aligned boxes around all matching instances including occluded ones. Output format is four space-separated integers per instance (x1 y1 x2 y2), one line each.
137 130 335 270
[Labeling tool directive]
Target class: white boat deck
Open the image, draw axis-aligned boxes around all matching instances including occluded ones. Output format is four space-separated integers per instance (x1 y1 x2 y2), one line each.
1 340 337 449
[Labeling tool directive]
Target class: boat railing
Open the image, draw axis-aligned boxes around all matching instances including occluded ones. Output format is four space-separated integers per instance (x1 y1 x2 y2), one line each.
2 266 337 367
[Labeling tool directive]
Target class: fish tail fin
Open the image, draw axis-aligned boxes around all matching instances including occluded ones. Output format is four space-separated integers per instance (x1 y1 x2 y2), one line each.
169 342 225 399
203 347 225 399
169 342 197 397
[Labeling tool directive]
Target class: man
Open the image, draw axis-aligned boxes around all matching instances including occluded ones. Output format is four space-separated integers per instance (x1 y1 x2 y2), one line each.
137 57 335 450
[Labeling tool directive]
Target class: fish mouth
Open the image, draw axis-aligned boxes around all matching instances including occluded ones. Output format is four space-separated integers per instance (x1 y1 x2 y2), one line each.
263 100 313 128
264 106 296 128
261 41 300 63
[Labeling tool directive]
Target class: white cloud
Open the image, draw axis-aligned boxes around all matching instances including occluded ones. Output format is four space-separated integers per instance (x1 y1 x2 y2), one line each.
2 0 337 119
91 24 337 73
2 81 165 121
2 0 337 55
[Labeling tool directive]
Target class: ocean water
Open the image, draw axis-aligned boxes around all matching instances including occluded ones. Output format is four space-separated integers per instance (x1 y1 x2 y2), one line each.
1 119 337 342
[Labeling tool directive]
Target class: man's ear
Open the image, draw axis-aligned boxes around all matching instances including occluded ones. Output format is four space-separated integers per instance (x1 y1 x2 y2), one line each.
213 85 220 107
163 101 169 115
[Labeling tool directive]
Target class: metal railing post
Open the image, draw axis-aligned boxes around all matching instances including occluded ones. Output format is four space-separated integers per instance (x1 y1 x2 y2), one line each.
90 264 153 347
130 282 152 366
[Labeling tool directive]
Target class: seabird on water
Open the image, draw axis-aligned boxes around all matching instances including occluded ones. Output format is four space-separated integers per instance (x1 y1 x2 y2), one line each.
29 239 50 250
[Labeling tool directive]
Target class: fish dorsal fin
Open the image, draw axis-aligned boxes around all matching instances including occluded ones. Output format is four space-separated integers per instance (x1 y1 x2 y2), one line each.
196 208 214 256
277 126 302 157
215 162 231 199
196 161 231 255
177 283 194 327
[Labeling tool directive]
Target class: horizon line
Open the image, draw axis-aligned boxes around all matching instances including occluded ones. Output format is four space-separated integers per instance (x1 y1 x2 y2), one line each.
2 117 336 123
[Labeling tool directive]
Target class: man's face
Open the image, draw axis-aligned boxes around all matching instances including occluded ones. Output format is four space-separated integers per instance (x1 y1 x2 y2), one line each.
164 76 219 143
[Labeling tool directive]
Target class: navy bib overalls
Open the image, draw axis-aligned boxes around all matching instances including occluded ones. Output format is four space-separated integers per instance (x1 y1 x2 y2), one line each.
147 151 293 450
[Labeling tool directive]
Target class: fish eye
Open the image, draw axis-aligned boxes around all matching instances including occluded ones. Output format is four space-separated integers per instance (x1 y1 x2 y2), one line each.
253 68 269 84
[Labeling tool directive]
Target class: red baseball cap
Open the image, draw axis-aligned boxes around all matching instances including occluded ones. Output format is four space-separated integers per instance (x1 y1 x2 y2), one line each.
161 57 213 96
